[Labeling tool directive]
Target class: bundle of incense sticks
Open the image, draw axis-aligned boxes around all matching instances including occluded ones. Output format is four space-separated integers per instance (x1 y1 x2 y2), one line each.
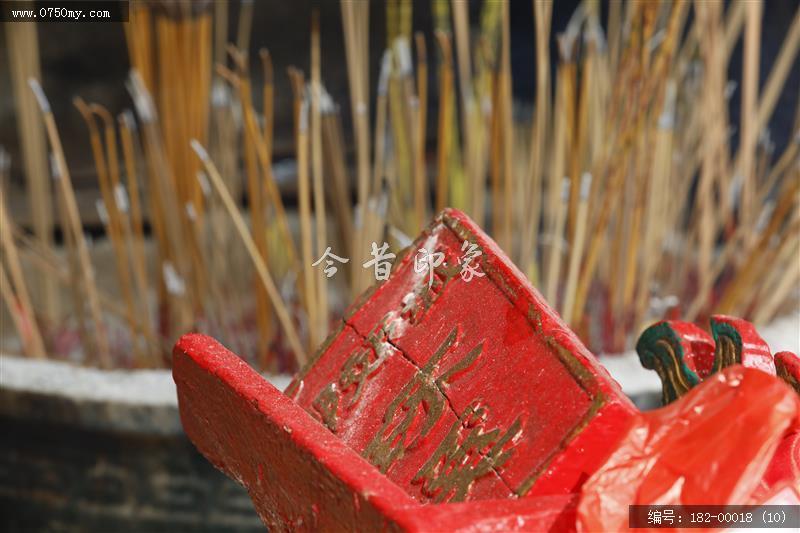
2 0 798 370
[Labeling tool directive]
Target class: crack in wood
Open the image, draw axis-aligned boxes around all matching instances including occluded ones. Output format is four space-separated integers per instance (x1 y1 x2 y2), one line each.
343 317 519 500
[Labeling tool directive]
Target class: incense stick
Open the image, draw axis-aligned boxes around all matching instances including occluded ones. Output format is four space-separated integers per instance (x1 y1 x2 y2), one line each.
118 111 153 332
0 186 46 358
311 11 329 340
192 140 307 365
520 0 552 281
5 18 57 323
29 79 111 367
434 30 453 215
413 33 429 232
75 99 146 365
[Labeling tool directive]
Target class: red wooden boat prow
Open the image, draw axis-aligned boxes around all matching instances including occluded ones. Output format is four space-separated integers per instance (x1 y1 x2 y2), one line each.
173 208 637 531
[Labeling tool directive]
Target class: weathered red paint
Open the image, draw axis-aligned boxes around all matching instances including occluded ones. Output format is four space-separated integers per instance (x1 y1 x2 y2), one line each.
287 209 636 502
173 334 414 531
173 333 580 531
173 208 796 530
174 208 636 529
709 315 775 375
776 351 800 394
637 314 794 404
174 333 799 531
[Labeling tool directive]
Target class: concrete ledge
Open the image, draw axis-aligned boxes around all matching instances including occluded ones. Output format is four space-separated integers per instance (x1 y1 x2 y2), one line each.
0 354 292 435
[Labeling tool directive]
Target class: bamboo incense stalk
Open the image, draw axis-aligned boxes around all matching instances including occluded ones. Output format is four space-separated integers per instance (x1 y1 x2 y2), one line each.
321 96 354 258
124 1 155 93
373 51 391 223
693 0 724 309
295 91 319 351
341 0 371 295
471 36 492 229
29 79 111 367
562 173 592 325
607 0 622 70
545 178 570 307
127 69 196 333
213 0 228 67
520 0 552 281
0 149 7 201
191 140 307 366
118 111 152 328
260 49 275 161
256 51 281 355
414 32 428 231
311 11 329 340
14 226 167 355
230 47 272 365
75 99 146 365
544 46 571 296
499 0 514 255
5 16 58 323
489 69 502 241
566 37 592 243
751 236 800 325
387 39 414 236
236 0 254 55
738 0 762 240
0 186 46 358
435 30 453 215
635 83 676 329
451 0 474 216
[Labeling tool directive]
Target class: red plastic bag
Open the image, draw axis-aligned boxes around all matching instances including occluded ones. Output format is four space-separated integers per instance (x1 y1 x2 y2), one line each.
577 366 800 532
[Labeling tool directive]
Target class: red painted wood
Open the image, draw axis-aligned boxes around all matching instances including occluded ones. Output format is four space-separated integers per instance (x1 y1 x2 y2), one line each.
397 494 578 532
173 209 639 528
710 315 775 375
173 333 580 532
288 209 636 502
172 334 416 531
173 332 798 531
637 320 715 403
775 351 800 394
638 314 789 404
670 321 716 379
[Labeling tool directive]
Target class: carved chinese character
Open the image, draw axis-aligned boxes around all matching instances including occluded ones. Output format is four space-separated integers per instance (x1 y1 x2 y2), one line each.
364 328 482 474
312 324 392 431
413 401 521 502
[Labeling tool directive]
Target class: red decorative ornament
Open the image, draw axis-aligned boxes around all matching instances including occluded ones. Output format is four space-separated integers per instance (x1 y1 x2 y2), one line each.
173 209 800 531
